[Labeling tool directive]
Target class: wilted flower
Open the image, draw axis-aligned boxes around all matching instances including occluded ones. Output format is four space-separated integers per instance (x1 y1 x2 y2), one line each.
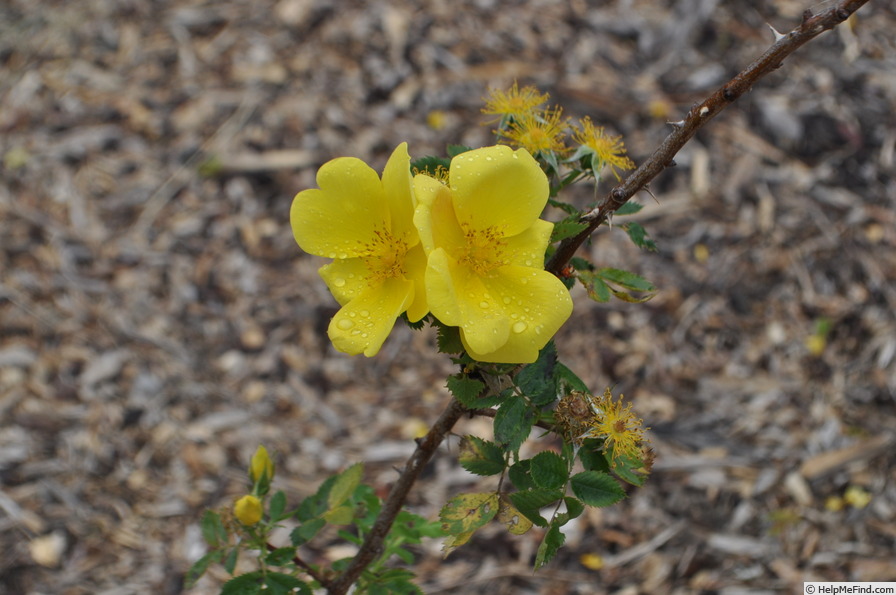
482 81 549 125
570 117 635 181
498 107 568 156
586 388 646 463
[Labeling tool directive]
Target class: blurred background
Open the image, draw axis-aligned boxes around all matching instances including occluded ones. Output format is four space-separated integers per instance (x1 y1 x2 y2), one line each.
1 0 894 592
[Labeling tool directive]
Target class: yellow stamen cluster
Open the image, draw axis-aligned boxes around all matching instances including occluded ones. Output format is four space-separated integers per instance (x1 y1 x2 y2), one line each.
572 117 635 180
498 108 568 155
587 388 646 463
413 164 449 184
556 389 647 465
359 229 409 282
459 225 508 276
482 81 549 122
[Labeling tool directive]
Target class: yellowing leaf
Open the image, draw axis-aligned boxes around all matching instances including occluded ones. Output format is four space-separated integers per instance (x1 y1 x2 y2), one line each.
439 492 499 535
322 505 355 525
328 463 362 509
441 529 475 558
497 496 533 535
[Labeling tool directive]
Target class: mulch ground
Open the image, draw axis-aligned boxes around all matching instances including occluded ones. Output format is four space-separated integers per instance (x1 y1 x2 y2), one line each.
1 0 894 593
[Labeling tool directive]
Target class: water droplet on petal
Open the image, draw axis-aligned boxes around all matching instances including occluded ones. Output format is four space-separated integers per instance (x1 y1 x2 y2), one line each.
479 301 489 309
512 321 528 333
336 319 354 330
333 278 346 288
327 252 336 259
360 310 370 318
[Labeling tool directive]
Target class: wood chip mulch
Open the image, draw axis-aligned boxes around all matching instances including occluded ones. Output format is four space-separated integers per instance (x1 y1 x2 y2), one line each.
1 1 894 593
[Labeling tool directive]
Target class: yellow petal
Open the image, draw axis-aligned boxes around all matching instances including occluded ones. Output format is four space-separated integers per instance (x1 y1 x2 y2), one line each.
290 157 388 257
465 266 573 363
504 218 553 267
319 258 373 305
381 143 416 240
413 174 463 255
449 146 548 237
426 250 511 354
404 243 429 322
424 248 463 327
328 277 414 356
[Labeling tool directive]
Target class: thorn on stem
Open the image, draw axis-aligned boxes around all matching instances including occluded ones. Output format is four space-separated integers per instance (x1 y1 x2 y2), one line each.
767 23 786 42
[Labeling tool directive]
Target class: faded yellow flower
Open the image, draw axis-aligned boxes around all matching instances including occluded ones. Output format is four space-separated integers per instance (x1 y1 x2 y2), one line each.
586 388 646 463
571 116 635 181
498 107 568 155
482 81 549 123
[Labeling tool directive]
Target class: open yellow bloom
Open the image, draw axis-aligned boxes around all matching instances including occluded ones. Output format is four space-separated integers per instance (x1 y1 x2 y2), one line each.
234 494 263 526
413 146 573 363
291 143 427 356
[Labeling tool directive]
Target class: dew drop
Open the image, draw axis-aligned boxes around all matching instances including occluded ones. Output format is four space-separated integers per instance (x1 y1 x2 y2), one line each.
351 329 361 336
336 319 354 330
502 296 512 305
338 253 348 259
333 278 346 288
479 301 489 309
360 310 370 318
327 252 336 259
512 321 528 333
361 332 368 338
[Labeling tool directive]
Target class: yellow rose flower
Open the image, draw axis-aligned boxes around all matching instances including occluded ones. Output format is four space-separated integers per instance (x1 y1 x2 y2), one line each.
413 145 573 363
233 495 263 526
291 143 428 356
